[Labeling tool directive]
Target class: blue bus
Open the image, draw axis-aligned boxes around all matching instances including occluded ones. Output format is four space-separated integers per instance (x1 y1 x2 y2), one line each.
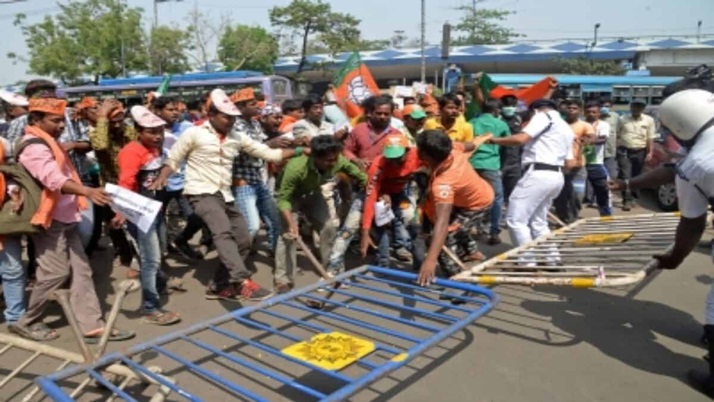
61 71 294 104
466 74 680 110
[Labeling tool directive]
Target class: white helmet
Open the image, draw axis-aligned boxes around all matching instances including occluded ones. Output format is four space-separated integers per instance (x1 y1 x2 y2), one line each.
659 89 714 142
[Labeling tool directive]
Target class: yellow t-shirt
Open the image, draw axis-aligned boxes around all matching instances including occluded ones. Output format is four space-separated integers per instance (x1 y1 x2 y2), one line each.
424 116 474 142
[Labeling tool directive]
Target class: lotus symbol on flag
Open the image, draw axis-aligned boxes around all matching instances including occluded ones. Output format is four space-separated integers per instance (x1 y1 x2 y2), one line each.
347 76 372 104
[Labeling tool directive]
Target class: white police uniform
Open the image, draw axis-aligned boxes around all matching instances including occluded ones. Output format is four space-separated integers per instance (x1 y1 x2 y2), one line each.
506 109 574 265
675 126 714 322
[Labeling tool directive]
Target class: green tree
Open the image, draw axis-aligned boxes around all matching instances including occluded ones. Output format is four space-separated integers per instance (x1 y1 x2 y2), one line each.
10 0 148 83
149 26 191 75
218 25 279 73
558 57 625 75
453 1 523 45
269 0 361 74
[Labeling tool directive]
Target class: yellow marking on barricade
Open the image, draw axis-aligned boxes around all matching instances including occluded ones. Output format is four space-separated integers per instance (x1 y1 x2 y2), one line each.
571 278 595 288
478 276 498 285
390 353 408 362
573 233 633 246
673 211 681 217
599 216 614 222
496 254 508 261
282 332 375 371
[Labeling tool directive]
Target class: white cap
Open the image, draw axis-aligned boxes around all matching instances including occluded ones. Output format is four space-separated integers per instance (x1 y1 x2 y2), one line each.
130 105 166 128
0 89 29 107
659 89 714 142
210 88 241 116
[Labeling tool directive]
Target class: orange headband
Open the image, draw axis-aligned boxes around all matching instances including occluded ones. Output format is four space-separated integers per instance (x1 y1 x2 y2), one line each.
76 96 98 110
230 88 255 104
28 98 67 116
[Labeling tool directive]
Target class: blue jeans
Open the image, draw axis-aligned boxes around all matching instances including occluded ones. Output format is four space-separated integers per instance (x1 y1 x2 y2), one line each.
0 236 25 323
233 182 281 250
129 218 166 314
476 169 504 236
586 164 612 216
77 198 95 249
327 194 364 274
374 193 418 268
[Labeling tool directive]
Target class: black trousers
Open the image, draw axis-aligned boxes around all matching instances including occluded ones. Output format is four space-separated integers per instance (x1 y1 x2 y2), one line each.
616 147 647 204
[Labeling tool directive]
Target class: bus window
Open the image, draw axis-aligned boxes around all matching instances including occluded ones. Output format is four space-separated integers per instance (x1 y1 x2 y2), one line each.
650 86 664 105
612 86 631 105
269 77 292 102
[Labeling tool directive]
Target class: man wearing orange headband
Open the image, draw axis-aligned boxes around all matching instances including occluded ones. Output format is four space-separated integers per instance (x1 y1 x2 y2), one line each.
10 97 134 343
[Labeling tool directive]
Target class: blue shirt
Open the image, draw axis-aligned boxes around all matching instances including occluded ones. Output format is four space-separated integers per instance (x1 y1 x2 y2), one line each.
165 121 194 191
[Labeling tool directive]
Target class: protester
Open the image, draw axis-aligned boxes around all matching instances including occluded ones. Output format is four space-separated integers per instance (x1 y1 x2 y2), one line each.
499 95 524 203
489 99 573 266
115 106 181 326
279 99 304 134
87 99 140 277
415 130 494 285
401 104 427 144
327 95 404 275
13 97 134 343
153 89 299 301
600 98 620 180
359 134 423 268
275 135 366 292
554 100 594 224
424 93 474 142
0 89 28 138
582 101 612 216
616 99 656 211
469 99 511 246
292 95 336 139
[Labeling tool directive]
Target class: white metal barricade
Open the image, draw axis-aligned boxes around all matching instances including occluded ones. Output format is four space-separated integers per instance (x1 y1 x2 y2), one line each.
452 213 682 288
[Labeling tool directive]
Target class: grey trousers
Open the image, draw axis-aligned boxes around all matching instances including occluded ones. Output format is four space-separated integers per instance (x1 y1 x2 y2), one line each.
189 193 253 288
274 191 338 286
21 221 104 333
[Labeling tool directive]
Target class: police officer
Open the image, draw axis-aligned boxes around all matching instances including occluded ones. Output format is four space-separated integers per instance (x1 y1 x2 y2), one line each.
610 89 714 397
488 99 574 266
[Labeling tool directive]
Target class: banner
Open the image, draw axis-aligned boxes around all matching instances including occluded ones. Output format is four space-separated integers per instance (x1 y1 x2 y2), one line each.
105 183 162 233
332 52 380 118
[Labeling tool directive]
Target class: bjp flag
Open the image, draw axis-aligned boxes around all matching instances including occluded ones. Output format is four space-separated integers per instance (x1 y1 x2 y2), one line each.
480 73 556 105
333 52 380 118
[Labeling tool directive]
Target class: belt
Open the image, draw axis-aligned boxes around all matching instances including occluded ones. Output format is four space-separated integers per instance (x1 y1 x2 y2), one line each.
233 179 249 187
528 163 561 172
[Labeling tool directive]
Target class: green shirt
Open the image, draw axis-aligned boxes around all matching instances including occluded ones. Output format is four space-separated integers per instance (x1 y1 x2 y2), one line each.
276 155 367 211
468 114 511 171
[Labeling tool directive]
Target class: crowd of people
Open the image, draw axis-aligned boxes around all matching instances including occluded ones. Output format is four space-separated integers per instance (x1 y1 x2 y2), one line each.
0 76 659 344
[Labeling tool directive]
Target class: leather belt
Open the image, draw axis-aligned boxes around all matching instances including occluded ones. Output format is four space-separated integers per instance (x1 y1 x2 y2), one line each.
233 179 249 187
528 163 561 172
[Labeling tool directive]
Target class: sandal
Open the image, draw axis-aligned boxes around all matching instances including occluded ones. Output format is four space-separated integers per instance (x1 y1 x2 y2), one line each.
142 311 181 326
83 328 136 344
166 277 186 292
9 323 59 342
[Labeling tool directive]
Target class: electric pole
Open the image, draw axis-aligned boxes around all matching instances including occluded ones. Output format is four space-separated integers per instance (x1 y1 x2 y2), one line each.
420 0 426 83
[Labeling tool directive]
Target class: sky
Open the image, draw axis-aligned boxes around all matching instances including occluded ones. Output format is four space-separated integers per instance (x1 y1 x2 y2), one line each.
0 0 712 84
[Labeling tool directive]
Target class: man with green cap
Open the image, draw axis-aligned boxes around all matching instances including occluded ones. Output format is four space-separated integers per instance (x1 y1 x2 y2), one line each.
359 133 425 268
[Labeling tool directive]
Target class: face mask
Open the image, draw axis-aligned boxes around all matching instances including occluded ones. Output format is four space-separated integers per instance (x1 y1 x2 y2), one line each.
600 107 610 115
501 106 517 117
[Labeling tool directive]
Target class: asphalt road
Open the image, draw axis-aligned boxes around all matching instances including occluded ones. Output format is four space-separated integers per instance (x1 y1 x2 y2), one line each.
1 190 711 402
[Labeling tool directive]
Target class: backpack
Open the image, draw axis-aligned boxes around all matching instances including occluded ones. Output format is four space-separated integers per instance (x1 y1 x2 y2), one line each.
0 138 47 236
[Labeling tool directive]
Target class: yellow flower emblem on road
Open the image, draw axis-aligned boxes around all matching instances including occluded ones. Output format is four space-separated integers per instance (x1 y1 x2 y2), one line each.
282 332 376 371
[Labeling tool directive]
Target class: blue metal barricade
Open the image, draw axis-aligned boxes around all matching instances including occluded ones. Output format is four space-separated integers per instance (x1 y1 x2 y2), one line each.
36 266 498 402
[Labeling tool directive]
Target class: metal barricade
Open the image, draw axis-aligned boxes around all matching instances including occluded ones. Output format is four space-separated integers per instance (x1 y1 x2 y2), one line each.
452 213 681 288
36 266 498 401
0 280 173 402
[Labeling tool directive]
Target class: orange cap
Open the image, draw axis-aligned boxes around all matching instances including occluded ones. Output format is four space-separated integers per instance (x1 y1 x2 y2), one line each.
230 88 255 103
28 98 67 116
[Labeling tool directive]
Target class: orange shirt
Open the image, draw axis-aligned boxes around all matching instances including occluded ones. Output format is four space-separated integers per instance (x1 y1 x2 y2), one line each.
424 143 494 222
568 120 595 169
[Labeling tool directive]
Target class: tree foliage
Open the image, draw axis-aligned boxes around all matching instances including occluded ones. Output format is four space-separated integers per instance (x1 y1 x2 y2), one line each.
558 57 625 75
269 0 361 74
185 7 230 71
452 1 523 45
11 0 147 83
218 25 279 73
149 26 191 75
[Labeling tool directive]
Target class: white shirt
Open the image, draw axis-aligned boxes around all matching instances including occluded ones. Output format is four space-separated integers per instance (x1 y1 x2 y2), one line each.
521 110 574 167
165 121 283 202
675 126 714 218
586 120 611 165
292 118 335 139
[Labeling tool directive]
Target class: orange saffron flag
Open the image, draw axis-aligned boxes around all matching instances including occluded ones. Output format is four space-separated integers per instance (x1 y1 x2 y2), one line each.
333 52 380 118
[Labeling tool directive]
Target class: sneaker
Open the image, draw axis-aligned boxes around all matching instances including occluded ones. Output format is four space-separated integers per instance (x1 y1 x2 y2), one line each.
463 251 485 262
393 247 413 262
172 239 203 260
205 285 242 302
237 279 274 301
487 235 502 246
274 282 294 295
142 310 181 326
622 203 632 212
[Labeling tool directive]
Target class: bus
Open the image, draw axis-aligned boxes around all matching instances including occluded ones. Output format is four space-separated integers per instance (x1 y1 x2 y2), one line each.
60 71 294 105
465 74 680 111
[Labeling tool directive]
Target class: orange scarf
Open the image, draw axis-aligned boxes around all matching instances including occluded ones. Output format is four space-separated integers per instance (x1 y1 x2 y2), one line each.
24 125 88 229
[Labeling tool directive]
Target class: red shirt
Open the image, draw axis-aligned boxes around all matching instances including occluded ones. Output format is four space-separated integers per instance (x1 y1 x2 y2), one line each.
361 148 423 230
344 122 401 167
117 141 163 193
